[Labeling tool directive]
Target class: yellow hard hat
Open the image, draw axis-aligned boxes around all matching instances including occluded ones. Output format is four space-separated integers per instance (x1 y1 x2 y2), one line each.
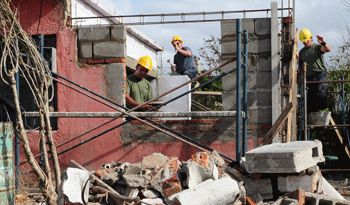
300 29 312 43
171 36 183 44
137 56 152 71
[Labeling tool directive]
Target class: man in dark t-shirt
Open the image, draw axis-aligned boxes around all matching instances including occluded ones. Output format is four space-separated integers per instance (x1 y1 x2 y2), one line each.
170 36 198 87
298 29 331 112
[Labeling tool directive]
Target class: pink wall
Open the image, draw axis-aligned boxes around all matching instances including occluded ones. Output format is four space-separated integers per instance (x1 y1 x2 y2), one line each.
13 0 262 173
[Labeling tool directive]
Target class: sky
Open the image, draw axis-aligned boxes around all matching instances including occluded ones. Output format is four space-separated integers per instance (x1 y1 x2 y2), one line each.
95 0 350 74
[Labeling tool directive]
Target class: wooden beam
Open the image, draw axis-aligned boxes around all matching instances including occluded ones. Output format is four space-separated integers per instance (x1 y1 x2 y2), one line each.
259 102 294 147
286 28 299 142
330 116 350 159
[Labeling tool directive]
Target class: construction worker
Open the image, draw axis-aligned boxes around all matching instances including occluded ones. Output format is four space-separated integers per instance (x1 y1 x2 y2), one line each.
125 56 155 111
298 29 331 113
170 36 199 88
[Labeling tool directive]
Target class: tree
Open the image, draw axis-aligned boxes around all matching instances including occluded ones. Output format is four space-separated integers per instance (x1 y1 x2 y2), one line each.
194 35 222 111
0 2 60 204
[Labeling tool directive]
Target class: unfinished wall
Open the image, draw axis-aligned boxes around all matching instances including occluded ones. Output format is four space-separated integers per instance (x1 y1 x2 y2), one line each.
220 17 276 141
76 26 126 105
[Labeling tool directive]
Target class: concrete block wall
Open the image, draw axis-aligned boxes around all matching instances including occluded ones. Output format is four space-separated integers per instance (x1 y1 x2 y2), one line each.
77 26 127 105
221 18 273 140
77 26 126 64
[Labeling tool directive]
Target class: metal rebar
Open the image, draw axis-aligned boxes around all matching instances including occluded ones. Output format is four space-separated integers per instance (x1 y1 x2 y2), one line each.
23 111 237 118
236 19 242 162
242 30 248 156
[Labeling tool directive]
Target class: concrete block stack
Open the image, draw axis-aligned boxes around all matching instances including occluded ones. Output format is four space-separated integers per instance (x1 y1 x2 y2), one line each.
243 140 349 205
77 26 126 64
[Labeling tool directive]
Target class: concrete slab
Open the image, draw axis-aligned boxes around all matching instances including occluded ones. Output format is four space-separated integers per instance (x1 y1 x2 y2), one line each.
171 175 240 205
245 140 325 173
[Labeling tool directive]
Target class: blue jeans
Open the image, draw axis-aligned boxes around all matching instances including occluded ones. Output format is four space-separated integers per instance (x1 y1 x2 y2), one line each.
171 68 197 80
307 71 328 112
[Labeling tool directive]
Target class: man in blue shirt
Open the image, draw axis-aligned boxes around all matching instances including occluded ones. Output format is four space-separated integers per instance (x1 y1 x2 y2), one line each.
171 36 198 87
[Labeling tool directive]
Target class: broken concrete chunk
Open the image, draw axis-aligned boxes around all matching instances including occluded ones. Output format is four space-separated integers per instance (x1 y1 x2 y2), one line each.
182 161 212 189
100 172 119 186
317 177 346 201
171 175 240 205
142 153 168 170
245 140 325 173
122 173 147 187
141 189 162 199
123 162 142 175
124 186 139 198
58 167 90 205
305 191 349 205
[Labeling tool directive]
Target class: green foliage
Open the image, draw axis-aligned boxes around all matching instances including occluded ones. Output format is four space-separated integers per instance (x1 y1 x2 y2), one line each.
192 36 223 111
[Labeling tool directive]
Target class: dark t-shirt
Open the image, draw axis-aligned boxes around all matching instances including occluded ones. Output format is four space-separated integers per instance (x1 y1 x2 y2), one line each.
174 46 197 74
299 44 327 78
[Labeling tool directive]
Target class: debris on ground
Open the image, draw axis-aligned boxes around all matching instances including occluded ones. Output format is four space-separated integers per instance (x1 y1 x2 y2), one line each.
19 140 350 205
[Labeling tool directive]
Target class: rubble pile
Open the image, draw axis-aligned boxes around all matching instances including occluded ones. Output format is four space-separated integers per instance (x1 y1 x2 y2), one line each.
58 141 350 205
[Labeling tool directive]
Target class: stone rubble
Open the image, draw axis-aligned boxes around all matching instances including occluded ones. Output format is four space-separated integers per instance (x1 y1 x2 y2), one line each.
59 141 350 205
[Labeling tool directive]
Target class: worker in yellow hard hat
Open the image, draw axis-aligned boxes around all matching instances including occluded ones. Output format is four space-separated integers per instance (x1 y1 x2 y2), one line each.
125 56 155 111
298 29 331 113
170 35 199 88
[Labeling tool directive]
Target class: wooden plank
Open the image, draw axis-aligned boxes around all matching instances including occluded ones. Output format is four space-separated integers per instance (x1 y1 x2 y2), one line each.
259 102 295 147
192 91 222 96
330 116 350 159
286 28 299 142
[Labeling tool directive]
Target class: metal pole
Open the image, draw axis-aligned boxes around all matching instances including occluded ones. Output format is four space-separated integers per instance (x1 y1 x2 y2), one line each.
303 63 307 140
236 19 242 162
242 30 248 156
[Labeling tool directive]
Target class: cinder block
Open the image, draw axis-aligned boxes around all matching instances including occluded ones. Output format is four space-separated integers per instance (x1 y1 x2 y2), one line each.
245 140 325 173
255 18 271 36
94 41 125 59
221 39 236 55
256 72 271 89
79 42 92 59
278 171 322 193
257 91 272 107
172 176 240 205
111 26 126 42
305 192 349 205
105 63 125 104
221 19 255 37
249 38 271 54
245 178 273 200
78 26 110 42
256 57 271 72
271 198 299 205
